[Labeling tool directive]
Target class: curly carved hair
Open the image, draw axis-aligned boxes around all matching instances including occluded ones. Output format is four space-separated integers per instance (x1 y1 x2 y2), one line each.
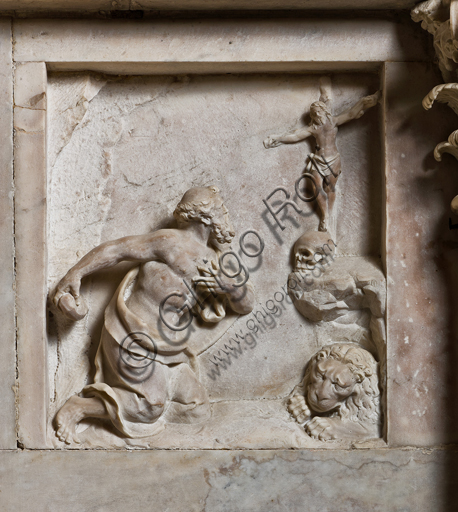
173 186 234 244
173 185 219 223
304 343 380 425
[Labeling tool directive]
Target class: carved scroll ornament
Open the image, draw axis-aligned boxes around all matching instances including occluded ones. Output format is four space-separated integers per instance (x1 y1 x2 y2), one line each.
422 82 458 212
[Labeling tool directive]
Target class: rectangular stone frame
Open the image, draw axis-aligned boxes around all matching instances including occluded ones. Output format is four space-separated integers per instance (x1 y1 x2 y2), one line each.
3 12 458 510
12 16 444 450
14 60 47 448
0 1 421 12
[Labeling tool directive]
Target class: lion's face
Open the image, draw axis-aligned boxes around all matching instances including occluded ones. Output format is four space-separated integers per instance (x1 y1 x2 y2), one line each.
307 358 358 413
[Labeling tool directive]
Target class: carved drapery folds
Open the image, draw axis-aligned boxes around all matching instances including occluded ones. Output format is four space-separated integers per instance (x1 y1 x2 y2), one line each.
52 186 256 444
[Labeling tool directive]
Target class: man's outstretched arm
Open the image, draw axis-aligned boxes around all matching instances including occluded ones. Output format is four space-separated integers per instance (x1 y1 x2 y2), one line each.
334 91 381 126
53 232 167 306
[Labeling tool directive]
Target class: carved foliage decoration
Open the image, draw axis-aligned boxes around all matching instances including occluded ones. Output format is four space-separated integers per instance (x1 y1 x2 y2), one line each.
412 0 458 82
423 82 458 160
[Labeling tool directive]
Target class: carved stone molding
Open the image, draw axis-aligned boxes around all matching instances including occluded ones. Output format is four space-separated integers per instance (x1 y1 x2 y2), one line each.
0 0 421 13
1 10 457 511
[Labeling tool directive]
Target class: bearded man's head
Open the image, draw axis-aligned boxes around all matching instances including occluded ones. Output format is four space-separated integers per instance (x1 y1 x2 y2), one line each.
173 185 235 245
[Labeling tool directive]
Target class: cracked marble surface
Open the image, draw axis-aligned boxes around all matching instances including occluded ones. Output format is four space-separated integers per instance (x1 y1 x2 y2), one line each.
46 72 382 449
0 448 454 511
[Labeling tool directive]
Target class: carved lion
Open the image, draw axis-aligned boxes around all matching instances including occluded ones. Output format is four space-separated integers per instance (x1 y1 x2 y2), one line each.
287 343 381 441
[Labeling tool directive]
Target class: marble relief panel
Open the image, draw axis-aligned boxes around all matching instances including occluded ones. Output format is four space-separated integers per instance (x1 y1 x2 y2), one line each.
46 71 384 449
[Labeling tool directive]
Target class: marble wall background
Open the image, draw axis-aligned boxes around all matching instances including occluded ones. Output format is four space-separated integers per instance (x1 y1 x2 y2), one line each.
1 9 458 511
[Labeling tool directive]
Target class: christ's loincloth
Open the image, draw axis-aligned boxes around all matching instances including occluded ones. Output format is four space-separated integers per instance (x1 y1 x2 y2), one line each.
305 153 341 181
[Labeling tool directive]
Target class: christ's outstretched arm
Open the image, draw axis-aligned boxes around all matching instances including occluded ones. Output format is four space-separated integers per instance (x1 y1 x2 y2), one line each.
263 126 312 148
334 91 381 126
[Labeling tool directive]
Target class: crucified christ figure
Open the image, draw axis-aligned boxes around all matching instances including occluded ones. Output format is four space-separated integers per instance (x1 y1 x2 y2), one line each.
264 78 380 232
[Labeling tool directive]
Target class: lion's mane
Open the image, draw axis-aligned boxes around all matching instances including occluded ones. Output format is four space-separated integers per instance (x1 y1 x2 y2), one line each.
303 343 380 426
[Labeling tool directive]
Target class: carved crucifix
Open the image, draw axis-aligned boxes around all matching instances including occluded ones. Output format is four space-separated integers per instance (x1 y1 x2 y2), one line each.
264 77 380 233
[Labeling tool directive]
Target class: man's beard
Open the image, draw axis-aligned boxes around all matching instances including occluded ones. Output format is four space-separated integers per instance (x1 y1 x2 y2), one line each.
210 216 235 245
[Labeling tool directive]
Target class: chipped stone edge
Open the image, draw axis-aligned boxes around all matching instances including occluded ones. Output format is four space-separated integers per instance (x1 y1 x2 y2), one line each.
0 17 16 450
14 61 48 449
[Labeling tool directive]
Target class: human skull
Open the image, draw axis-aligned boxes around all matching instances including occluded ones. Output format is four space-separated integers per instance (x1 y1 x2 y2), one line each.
293 230 336 272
